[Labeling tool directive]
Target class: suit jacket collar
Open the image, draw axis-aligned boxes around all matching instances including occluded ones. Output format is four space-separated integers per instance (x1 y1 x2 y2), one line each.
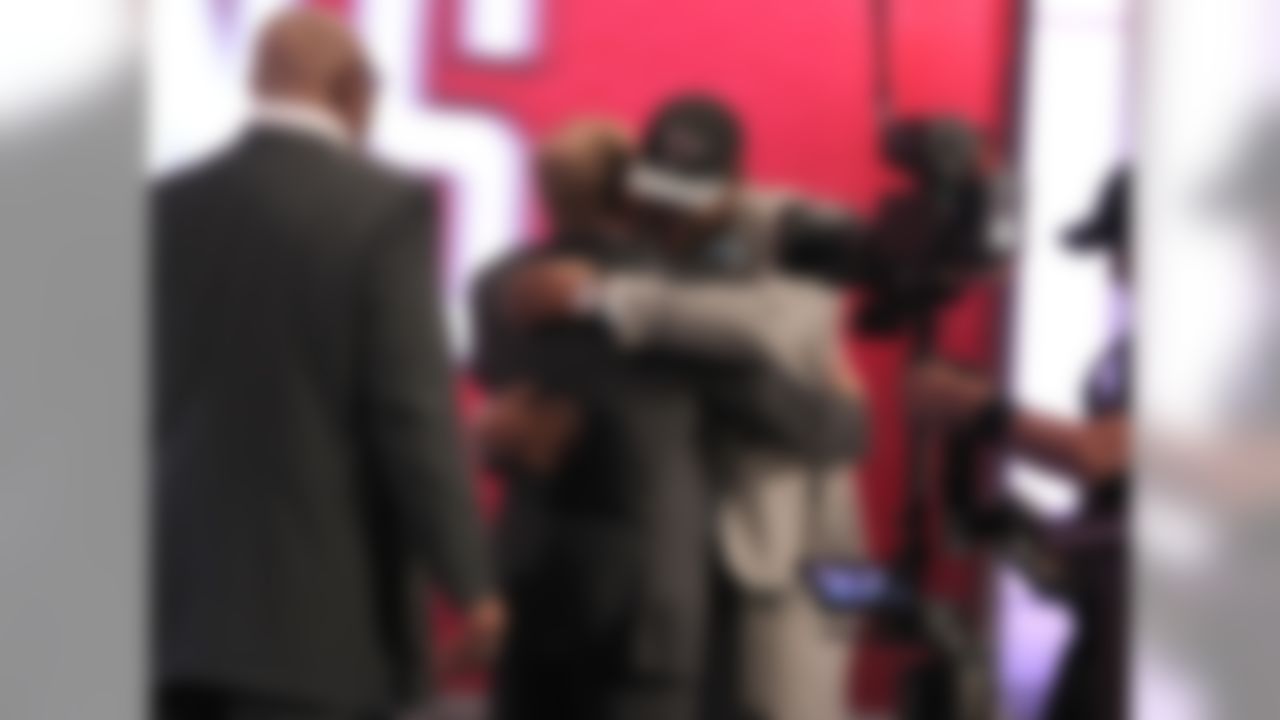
251 99 353 151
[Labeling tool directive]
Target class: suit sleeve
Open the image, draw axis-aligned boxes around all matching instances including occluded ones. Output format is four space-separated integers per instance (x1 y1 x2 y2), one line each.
704 366 869 464
362 190 492 605
469 259 516 388
597 273 868 463
597 273 780 365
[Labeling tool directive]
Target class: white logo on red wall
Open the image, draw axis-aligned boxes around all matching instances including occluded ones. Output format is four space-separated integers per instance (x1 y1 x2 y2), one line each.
149 0 540 353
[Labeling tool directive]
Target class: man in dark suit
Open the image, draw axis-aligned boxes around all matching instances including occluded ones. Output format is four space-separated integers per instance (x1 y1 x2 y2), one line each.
152 9 502 720
472 119 691 720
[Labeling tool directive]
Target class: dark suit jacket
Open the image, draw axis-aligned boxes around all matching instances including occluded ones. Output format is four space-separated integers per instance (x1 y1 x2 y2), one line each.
473 241 711 720
152 128 491 712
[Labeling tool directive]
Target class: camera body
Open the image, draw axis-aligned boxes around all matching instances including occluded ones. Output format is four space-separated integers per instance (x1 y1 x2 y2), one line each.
776 116 998 336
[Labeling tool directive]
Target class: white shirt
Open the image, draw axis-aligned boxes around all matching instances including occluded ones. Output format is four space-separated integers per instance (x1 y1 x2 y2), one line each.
252 99 353 150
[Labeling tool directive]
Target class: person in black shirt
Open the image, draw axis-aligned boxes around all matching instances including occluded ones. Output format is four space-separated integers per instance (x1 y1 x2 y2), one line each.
909 169 1133 720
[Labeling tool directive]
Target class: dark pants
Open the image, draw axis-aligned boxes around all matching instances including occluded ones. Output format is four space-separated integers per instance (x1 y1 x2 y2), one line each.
1047 544 1128 720
494 573 698 720
156 686 388 720
702 561 765 720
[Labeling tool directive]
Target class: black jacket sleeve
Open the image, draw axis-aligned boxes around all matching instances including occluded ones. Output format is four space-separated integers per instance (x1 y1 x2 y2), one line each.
702 365 869 464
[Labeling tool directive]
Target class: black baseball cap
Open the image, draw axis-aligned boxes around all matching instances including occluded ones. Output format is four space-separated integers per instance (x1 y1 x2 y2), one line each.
628 94 744 212
1067 167 1131 252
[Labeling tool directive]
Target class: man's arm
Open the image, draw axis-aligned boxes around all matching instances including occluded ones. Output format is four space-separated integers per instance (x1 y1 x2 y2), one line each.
361 191 494 603
506 257 869 462
598 271 868 463
910 360 1130 485
1007 412 1129 484
596 272 794 366
504 259 792 365
601 272 870 462
471 251 538 390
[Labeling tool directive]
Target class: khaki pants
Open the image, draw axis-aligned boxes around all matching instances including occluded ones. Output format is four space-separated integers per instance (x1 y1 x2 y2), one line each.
735 584 854 720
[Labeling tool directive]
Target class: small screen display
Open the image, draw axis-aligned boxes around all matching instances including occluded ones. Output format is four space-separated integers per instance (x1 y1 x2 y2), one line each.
803 559 902 611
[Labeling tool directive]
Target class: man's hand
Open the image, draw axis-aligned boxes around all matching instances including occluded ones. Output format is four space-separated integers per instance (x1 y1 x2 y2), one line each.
475 383 583 478
447 595 508 671
503 258 599 326
908 359 997 427
829 347 863 398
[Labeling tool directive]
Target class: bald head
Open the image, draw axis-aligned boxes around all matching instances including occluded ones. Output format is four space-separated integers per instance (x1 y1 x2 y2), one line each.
253 8 374 140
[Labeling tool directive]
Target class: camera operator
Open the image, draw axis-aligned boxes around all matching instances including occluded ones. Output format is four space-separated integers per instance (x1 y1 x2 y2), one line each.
909 169 1132 720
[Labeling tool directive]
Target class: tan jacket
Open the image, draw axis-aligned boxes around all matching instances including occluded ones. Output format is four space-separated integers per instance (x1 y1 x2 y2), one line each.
600 272 867 592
